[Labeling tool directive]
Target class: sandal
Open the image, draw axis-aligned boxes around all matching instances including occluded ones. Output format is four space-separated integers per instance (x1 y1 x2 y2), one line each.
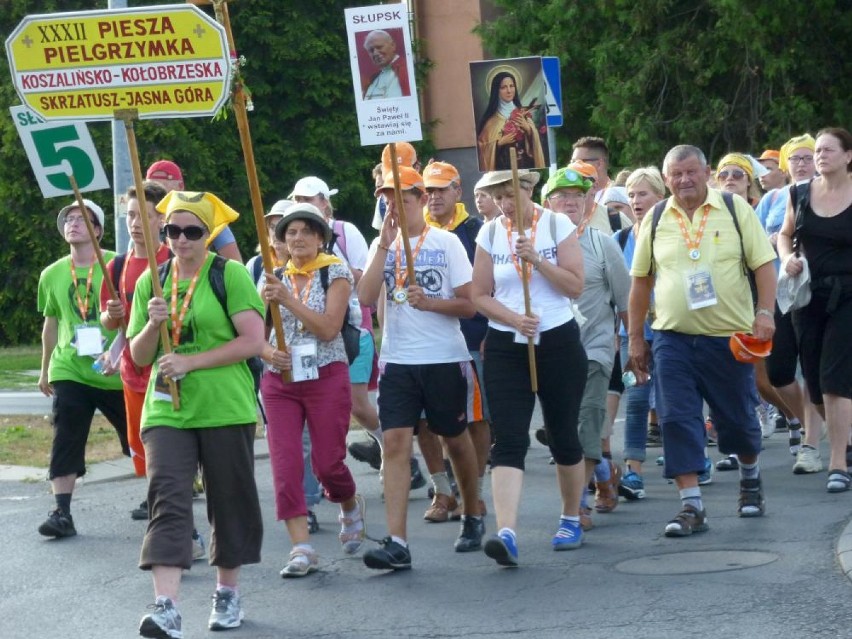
826 469 851 493
338 494 366 554
737 477 765 517
664 504 708 537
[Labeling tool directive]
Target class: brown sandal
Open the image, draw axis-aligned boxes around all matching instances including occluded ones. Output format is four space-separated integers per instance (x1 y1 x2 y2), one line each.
663 504 708 537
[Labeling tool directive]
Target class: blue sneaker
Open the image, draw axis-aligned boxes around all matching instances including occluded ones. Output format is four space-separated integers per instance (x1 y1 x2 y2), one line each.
484 528 518 567
618 471 646 500
697 457 713 486
551 518 583 550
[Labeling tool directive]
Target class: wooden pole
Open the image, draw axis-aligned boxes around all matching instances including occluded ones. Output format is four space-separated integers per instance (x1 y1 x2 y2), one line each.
194 0 291 382
115 108 180 410
67 174 127 335
388 143 416 283
509 148 538 392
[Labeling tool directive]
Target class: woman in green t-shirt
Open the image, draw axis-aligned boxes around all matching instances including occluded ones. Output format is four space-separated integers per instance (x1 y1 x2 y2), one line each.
128 191 265 638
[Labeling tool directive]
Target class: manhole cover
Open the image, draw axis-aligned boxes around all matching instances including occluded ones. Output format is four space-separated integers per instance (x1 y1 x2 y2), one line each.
615 550 778 575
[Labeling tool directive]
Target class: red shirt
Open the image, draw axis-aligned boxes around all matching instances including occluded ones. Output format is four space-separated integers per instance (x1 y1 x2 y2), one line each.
99 245 171 393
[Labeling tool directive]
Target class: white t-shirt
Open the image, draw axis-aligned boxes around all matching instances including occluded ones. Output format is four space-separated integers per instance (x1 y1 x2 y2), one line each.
367 227 472 364
476 207 576 333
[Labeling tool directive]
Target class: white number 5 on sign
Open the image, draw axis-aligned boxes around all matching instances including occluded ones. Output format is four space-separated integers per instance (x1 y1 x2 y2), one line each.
10 104 109 198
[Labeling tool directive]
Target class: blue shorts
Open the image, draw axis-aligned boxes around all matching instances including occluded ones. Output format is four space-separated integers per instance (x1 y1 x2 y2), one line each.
653 331 761 478
348 331 375 385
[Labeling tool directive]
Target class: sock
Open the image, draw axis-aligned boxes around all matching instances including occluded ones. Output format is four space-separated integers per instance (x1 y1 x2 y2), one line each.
739 460 760 480
788 418 801 430
390 535 408 547
294 542 313 552
341 504 364 533
155 594 176 605
497 527 516 541
430 472 453 496
594 459 611 482
560 515 581 526
477 475 484 500
55 493 71 514
679 486 703 511
215 584 237 595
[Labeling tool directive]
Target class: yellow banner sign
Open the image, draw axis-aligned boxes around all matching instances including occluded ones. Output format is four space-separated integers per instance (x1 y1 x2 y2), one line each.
5 4 232 121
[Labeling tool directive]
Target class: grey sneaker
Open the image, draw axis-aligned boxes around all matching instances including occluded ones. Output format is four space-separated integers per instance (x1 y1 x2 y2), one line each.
139 596 182 639
208 588 244 631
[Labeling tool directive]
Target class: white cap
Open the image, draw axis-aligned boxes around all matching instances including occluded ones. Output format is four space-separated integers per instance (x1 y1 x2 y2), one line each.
56 199 105 235
287 176 338 200
266 199 294 218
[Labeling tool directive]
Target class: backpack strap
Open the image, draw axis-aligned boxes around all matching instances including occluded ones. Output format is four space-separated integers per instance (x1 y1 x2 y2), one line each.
328 219 348 261
319 264 330 292
251 255 264 285
791 181 811 254
721 191 748 276
615 228 630 252
487 218 497 247
647 199 669 276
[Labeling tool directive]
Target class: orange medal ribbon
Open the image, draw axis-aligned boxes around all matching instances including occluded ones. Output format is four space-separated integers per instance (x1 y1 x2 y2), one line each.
504 207 540 281
393 225 430 303
169 260 201 348
674 204 712 261
288 272 314 332
69 259 95 321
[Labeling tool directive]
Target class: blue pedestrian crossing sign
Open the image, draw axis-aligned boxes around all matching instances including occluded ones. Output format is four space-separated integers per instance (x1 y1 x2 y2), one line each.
542 56 563 127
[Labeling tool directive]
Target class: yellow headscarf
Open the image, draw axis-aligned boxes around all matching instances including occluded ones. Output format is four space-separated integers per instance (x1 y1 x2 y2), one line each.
779 134 815 174
283 253 341 277
716 153 754 181
156 191 239 247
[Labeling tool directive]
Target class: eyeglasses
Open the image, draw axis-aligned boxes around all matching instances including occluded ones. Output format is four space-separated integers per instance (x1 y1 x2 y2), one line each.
718 169 746 180
788 155 814 165
163 224 206 241
64 215 98 226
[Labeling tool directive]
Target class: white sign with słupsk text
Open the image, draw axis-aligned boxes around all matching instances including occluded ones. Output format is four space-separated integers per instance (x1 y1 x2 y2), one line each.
344 4 421 146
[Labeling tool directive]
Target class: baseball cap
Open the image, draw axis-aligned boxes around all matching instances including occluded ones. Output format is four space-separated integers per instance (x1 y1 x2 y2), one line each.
57 198 105 235
542 167 591 200
146 160 183 184
567 161 598 182
266 199 294 218
381 142 417 175
758 150 780 163
273 203 332 244
423 161 460 189
288 176 339 200
375 166 425 196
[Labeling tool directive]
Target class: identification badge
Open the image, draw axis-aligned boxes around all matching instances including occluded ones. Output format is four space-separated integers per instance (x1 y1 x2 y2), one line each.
291 339 319 382
153 371 181 403
685 270 718 310
392 287 408 304
74 325 104 356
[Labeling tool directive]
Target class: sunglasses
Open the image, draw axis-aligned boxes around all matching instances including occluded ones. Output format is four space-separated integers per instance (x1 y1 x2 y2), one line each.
163 224 206 241
718 169 746 180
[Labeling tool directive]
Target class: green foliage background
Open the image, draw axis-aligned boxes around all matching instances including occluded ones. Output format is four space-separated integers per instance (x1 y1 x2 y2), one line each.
480 0 851 170
0 0 388 345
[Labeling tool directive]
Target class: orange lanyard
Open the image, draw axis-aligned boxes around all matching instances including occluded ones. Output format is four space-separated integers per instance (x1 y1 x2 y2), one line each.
394 225 430 289
169 260 201 348
674 204 711 261
288 272 314 306
505 207 540 280
69 259 95 321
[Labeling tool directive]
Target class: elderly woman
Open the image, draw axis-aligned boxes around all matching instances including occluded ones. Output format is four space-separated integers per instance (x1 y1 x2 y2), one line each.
613 167 667 499
778 127 852 492
259 203 365 578
471 169 586 566
128 191 266 638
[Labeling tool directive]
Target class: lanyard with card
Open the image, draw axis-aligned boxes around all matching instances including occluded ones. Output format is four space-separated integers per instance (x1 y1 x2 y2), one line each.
675 204 718 310
290 338 319 382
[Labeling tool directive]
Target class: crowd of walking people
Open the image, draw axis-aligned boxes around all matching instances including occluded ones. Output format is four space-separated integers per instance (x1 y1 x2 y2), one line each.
34 127 852 638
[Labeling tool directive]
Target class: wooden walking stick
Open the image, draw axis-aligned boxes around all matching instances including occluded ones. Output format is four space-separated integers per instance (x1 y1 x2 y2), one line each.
510 147 538 392
116 108 180 410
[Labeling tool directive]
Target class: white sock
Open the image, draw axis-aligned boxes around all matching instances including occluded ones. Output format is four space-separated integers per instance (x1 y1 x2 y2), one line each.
390 535 407 547
431 472 453 496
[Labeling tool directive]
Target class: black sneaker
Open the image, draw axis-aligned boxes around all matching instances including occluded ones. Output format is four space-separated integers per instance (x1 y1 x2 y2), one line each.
348 437 382 471
131 500 149 521
410 457 426 490
774 411 788 433
38 508 76 538
454 516 485 552
363 537 412 570
307 510 319 534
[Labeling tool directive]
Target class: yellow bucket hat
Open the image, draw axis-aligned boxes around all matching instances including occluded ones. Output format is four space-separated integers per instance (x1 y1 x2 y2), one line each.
716 153 754 181
779 134 815 174
156 191 239 247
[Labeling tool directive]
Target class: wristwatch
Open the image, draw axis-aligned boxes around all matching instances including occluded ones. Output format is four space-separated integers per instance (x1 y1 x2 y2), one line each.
755 308 774 319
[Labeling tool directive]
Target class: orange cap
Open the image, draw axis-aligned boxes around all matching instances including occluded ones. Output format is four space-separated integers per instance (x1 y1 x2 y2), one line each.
375 165 425 196
729 332 773 363
423 161 460 188
381 142 417 176
567 160 598 182
758 150 780 162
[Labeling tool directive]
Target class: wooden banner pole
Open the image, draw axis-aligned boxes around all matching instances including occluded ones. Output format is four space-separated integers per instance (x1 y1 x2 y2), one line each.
388 143 416 283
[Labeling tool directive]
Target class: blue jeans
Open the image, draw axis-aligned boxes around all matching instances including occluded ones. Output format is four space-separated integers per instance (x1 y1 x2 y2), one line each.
303 427 322 508
620 337 655 464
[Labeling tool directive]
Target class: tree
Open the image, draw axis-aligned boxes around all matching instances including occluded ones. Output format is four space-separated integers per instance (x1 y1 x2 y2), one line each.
480 0 852 169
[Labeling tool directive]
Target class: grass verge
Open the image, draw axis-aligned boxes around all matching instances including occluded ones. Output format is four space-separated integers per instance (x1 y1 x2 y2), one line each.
0 345 41 391
0 415 125 468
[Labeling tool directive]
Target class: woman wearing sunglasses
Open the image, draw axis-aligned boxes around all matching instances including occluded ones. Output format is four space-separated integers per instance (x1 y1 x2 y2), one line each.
259 203 365 578
128 191 266 638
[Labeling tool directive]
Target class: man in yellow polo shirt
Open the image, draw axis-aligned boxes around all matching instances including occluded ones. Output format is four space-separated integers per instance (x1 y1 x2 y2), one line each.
626 145 776 537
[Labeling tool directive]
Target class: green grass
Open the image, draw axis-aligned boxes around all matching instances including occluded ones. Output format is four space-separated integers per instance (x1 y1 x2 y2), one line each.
0 345 41 391
0 415 125 467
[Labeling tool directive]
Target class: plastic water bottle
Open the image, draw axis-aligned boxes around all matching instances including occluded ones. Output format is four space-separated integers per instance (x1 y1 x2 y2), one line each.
622 370 650 389
91 359 105 375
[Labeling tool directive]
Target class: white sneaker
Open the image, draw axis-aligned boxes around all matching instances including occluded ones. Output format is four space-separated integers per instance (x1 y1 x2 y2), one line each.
758 403 773 439
793 446 823 474
208 588 244 630
140 596 182 639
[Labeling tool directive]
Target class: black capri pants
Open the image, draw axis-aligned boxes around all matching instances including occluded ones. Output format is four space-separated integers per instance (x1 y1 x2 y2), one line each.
765 302 798 388
484 320 587 470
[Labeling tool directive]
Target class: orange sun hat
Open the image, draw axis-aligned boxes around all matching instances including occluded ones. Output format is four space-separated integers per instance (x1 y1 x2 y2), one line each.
729 332 773 363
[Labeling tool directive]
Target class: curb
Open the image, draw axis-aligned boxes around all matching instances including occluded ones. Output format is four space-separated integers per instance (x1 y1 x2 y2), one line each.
837 519 852 583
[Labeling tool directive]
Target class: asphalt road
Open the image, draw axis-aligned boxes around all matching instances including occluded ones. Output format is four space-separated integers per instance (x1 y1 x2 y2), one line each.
1 421 851 639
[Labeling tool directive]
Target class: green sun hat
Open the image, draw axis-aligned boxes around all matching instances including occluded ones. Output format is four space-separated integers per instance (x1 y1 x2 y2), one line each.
541 167 592 201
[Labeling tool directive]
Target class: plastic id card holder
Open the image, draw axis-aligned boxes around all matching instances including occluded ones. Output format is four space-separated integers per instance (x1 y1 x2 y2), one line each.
74 325 104 356
291 339 319 382
685 270 718 310
153 371 181 403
